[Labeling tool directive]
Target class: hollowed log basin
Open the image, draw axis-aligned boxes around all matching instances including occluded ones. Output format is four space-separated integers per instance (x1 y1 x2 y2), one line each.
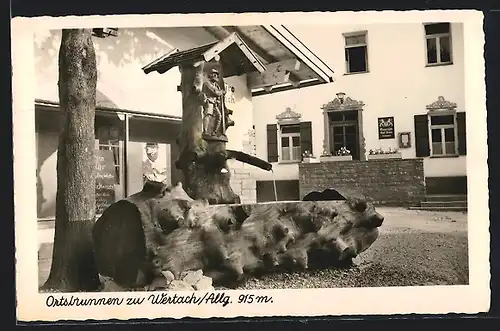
92 182 384 290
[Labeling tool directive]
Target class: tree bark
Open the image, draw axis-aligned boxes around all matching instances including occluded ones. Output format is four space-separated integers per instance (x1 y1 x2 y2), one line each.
175 62 240 205
93 183 385 289
42 29 100 292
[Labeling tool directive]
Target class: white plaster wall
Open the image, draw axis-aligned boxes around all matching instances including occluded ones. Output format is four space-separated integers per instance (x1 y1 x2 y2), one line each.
34 27 218 117
252 22 466 180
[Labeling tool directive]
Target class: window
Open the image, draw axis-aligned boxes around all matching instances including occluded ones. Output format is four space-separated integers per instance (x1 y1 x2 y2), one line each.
97 137 122 184
425 23 452 65
266 121 312 163
95 113 124 188
414 111 466 158
279 124 301 162
344 32 368 74
429 114 457 156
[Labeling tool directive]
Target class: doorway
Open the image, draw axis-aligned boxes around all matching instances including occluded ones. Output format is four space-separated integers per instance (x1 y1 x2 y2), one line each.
328 110 360 160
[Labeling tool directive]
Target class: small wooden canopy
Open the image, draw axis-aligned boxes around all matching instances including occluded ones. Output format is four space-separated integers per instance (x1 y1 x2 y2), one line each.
142 25 335 96
142 32 267 78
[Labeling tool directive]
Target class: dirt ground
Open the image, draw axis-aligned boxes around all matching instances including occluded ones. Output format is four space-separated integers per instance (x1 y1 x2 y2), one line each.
38 207 469 289
220 207 469 290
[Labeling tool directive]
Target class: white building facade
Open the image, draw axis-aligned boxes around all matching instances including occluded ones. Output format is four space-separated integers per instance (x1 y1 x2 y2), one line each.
252 22 467 201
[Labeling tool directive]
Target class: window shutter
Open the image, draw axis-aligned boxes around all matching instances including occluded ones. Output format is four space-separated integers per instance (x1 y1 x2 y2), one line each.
266 124 278 162
414 114 430 157
300 121 313 156
457 112 467 155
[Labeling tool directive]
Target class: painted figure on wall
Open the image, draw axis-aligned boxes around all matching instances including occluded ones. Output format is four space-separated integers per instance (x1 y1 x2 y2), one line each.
200 68 225 137
142 142 167 184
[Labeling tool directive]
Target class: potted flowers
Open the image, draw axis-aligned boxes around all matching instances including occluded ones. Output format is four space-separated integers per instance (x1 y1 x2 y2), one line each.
367 147 402 160
302 150 319 163
320 146 353 162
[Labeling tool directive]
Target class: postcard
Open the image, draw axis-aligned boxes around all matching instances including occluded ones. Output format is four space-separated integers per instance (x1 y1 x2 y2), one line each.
12 10 490 322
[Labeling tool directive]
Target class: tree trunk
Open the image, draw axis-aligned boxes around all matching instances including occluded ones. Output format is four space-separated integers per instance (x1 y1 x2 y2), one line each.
93 183 385 290
42 29 100 292
175 62 240 205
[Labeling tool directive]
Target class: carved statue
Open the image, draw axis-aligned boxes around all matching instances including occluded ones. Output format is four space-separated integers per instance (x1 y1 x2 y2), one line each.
200 68 225 137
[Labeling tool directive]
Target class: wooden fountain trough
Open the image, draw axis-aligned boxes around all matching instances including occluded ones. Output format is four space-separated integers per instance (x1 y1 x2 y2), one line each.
92 182 384 290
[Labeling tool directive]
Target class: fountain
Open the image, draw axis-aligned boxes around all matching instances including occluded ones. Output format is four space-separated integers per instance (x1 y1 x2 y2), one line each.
92 36 384 290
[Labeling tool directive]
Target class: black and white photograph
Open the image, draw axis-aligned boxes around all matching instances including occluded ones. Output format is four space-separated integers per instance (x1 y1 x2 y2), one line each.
13 10 489 321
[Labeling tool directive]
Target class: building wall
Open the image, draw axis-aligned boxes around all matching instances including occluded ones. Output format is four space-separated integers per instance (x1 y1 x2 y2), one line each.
299 159 426 206
34 27 257 219
252 23 466 184
36 130 58 219
34 27 218 117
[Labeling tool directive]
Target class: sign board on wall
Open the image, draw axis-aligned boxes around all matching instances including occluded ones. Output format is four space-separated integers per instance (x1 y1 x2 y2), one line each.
378 116 395 139
398 131 412 148
95 149 116 215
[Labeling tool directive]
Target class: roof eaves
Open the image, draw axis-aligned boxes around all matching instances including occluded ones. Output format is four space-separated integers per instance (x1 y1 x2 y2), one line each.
251 78 325 97
141 48 179 73
262 25 335 84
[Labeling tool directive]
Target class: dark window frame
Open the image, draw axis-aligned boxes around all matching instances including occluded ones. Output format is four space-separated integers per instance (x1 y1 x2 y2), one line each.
328 110 360 159
428 111 459 157
424 22 453 66
343 31 369 74
278 123 302 163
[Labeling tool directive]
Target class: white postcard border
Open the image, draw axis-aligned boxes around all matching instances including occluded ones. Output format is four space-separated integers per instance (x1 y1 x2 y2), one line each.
12 10 490 322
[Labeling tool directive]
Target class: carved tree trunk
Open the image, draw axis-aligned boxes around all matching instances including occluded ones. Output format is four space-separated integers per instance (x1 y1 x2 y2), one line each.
93 183 384 290
175 62 240 205
42 29 100 292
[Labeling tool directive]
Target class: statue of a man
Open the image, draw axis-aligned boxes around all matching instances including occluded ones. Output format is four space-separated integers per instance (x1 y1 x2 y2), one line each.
200 68 225 136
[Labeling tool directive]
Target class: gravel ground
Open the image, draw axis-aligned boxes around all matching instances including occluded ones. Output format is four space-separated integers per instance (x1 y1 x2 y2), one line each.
38 208 469 290
215 208 469 290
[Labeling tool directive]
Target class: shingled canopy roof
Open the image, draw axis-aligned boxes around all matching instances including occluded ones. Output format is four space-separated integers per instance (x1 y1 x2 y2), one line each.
143 32 267 78
142 25 335 97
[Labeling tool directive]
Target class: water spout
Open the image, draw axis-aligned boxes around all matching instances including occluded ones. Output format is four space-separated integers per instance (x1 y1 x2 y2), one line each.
271 169 278 202
226 149 273 171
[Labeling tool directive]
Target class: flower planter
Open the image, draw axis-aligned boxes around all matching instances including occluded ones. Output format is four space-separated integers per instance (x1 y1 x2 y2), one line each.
302 157 319 164
320 155 353 162
367 152 402 160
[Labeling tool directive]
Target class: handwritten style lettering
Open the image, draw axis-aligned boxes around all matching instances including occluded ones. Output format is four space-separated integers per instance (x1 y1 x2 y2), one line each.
45 293 273 308
45 295 123 307
148 292 231 307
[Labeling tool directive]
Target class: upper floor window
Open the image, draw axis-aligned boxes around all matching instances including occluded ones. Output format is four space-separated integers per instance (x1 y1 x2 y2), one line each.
344 32 368 74
425 23 453 66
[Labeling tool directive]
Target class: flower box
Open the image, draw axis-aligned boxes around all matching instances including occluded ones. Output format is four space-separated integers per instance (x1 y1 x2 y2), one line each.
302 157 320 163
367 152 402 160
320 155 353 162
